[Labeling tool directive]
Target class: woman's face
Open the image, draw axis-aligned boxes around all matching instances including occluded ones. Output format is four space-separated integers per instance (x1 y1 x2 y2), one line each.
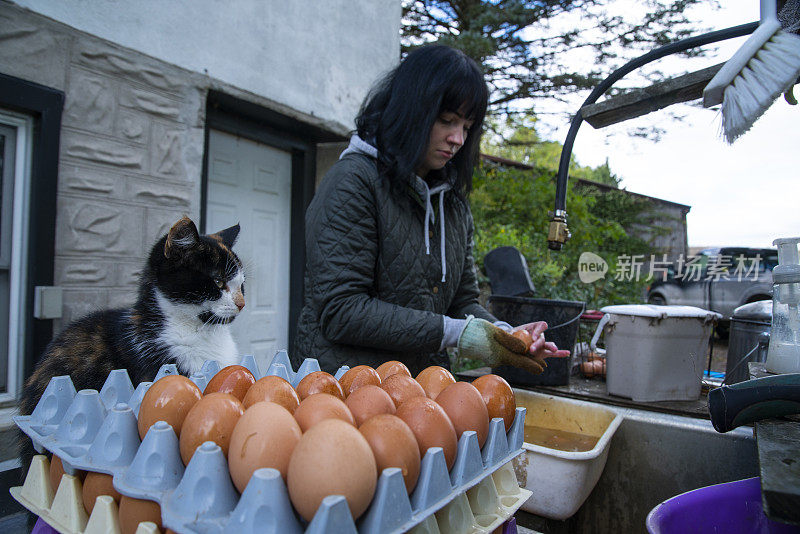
416 110 474 178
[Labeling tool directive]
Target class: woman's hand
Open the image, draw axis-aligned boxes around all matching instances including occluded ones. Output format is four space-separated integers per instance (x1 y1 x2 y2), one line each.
512 322 571 369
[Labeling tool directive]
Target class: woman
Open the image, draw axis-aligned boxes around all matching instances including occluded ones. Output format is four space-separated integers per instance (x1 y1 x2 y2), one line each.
293 45 566 375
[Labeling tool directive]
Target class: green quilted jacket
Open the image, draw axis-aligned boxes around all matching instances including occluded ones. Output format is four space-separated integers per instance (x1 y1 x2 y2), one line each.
292 140 496 376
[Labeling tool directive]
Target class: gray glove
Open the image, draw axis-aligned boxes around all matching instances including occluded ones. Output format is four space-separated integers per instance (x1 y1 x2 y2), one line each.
457 316 546 375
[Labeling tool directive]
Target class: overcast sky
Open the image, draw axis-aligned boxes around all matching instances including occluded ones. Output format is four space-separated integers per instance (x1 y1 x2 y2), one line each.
540 0 798 249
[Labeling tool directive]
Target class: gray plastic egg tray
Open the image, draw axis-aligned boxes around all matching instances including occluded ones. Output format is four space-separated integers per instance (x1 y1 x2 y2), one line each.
14 352 527 534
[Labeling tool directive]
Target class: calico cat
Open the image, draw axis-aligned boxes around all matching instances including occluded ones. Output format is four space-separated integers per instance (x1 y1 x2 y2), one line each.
18 215 246 427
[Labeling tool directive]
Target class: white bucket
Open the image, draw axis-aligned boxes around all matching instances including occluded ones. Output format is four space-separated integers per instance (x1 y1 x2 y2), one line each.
591 305 721 402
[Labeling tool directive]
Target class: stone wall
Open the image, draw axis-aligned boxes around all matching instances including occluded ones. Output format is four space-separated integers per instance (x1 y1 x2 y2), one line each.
0 3 352 329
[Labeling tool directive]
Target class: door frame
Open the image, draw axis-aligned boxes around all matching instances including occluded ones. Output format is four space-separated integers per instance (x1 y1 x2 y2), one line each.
202 91 344 353
0 73 63 397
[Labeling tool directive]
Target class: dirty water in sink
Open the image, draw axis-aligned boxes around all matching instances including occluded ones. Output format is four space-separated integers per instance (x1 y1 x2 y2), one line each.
524 425 600 452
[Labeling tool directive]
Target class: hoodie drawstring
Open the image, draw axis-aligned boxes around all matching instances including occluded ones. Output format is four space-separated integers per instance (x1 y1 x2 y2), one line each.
423 182 448 283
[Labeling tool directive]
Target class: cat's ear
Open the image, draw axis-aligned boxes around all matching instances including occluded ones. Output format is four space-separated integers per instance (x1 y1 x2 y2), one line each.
210 223 241 249
164 216 201 259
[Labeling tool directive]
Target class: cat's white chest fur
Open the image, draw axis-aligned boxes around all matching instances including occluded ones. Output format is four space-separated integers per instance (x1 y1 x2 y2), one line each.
154 287 241 375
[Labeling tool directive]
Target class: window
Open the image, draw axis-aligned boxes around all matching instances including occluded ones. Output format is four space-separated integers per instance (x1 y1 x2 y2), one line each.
0 110 33 403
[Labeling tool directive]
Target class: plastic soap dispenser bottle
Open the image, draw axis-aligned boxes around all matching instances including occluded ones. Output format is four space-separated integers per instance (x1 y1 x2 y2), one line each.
766 237 800 374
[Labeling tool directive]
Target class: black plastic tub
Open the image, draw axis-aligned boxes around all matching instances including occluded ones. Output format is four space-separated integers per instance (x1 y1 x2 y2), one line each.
488 296 585 386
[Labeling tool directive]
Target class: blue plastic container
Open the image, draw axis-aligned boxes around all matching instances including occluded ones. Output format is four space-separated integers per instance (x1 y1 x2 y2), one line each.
646 477 800 534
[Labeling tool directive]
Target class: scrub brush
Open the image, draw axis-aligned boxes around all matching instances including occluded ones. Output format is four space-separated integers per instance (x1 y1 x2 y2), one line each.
703 0 800 143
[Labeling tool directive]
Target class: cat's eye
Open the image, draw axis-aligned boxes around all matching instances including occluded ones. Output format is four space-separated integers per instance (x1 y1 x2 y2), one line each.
214 278 224 289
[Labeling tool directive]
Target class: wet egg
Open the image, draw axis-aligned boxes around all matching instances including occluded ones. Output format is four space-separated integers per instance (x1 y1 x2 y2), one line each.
381 374 426 408
345 385 396 426
178 392 244 465
287 418 377 521
204 365 256 401
395 396 458 469
436 381 490 447
359 414 420 493
242 375 300 413
228 401 302 492
118 495 162 534
339 365 381 397
511 329 534 349
295 371 345 401
472 374 516 432
415 366 456 400
81 471 120 514
293 392 355 432
375 360 412 382
137 374 203 439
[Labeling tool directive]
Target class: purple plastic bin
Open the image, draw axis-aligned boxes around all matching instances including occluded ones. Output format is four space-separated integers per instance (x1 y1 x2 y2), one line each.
502 516 518 534
646 477 800 534
31 518 59 534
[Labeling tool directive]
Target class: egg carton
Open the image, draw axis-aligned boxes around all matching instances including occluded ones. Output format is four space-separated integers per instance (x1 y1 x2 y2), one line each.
12 352 530 534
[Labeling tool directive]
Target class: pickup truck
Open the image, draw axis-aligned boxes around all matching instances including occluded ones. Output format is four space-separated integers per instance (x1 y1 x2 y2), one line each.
646 247 778 325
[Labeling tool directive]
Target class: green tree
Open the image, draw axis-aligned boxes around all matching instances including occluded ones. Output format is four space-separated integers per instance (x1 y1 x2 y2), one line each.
482 114 620 186
402 0 712 116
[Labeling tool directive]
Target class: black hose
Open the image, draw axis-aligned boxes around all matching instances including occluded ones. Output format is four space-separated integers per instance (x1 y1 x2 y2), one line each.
554 21 760 212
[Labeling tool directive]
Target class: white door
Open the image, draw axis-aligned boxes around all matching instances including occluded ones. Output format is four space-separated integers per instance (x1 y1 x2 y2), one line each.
206 129 292 371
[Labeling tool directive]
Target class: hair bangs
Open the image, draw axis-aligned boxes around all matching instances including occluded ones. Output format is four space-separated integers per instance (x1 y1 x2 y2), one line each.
440 63 488 124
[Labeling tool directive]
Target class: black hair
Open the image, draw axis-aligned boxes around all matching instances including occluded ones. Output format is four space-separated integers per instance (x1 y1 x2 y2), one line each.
355 44 488 195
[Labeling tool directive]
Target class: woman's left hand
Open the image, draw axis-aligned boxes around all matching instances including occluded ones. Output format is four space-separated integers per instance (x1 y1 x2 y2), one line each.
513 322 571 368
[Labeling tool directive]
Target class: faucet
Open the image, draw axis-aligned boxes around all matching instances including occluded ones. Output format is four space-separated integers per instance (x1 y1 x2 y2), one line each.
547 22 759 251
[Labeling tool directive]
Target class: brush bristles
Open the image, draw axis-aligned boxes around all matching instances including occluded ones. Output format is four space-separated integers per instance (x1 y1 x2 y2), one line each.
721 31 800 143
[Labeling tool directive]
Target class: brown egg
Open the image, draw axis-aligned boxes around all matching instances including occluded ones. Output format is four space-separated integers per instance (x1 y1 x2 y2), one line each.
287 418 377 521
81 471 121 515
345 385 396 426
381 374 426 408
204 365 256 402
415 366 456 400
228 402 302 492
137 374 203 439
179 392 244 465
294 393 355 432
436 381 490 447
118 495 162 534
512 329 534 349
395 396 458 469
242 375 300 412
375 360 412 382
339 365 381 397
359 414 421 493
472 374 516 432
295 371 345 401
49 455 85 492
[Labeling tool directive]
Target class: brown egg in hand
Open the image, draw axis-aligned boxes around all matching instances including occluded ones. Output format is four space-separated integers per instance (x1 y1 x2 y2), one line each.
179 392 245 465
204 364 256 402
137 374 203 439
381 373 426 408
345 385 396 426
375 360 412 382
511 328 534 349
296 371 345 401
360 414 421 493
339 365 381 397
228 402 302 492
415 365 456 400
294 393 355 432
395 396 458 469
242 375 300 413
436 381 490 447
287 418 377 521
472 374 516 432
